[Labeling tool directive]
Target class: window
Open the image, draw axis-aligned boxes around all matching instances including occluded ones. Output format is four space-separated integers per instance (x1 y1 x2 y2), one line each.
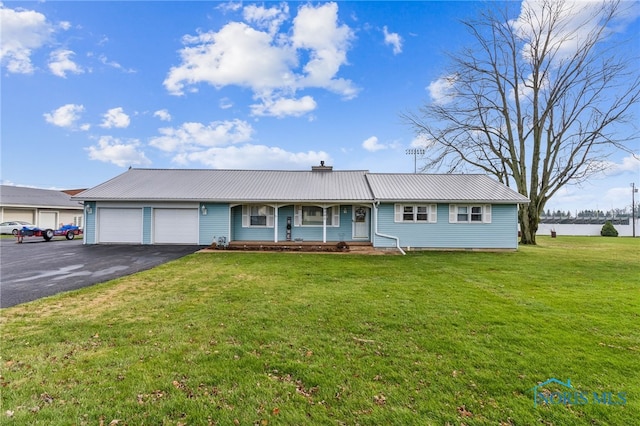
394 204 437 223
449 205 492 223
73 215 83 228
295 205 340 227
403 206 414 221
303 206 326 226
471 206 483 222
457 206 468 222
242 205 274 227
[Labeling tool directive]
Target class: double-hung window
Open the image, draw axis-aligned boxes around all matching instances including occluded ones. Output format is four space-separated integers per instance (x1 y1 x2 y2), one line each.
295 206 340 227
449 204 492 223
242 205 274 227
394 204 437 223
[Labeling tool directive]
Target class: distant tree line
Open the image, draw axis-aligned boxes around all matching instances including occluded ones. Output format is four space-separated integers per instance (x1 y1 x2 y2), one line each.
541 205 640 219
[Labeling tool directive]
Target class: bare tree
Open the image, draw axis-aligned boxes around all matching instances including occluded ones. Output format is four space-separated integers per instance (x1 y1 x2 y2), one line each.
404 0 640 244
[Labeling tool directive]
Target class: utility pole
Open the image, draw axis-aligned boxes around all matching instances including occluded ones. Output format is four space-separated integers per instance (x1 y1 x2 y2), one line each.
632 183 638 238
405 149 425 174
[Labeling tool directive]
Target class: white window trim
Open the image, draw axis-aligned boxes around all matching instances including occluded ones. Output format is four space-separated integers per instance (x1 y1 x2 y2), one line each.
394 204 437 223
449 204 492 223
294 205 340 227
242 205 275 228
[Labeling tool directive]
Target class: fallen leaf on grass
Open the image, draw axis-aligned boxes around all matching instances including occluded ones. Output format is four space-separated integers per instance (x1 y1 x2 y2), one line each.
373 394 386 405
457 405 473 417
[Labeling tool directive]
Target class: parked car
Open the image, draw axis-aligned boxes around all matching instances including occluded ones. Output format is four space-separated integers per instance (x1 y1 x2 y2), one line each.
0 221 35 235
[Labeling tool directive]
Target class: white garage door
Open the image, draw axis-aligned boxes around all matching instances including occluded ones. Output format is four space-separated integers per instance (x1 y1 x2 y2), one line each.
3 209 34 223
39 211 58 230
98 208 142 243
153 209 199 244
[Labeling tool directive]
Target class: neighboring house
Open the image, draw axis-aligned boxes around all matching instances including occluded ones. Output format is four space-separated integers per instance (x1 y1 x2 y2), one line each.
72 165 530 251
0 185 85 230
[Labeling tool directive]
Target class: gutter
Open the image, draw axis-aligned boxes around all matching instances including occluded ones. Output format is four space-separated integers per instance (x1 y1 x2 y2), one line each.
373 201 405 255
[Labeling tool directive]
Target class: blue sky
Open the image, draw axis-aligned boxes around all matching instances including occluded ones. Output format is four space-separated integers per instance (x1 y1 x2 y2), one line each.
1 1 639 214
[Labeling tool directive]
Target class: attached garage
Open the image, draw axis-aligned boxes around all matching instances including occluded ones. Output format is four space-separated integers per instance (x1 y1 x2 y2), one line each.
153 208 199 244
98 208 143 244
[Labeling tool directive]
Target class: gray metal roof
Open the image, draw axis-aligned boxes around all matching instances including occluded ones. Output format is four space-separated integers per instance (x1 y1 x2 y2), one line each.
73 168 530 204
0 185 84 209
73 168 374 202
365 174 530 203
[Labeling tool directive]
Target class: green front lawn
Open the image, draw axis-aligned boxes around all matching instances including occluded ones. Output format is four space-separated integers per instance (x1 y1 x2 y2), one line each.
1 237 638 425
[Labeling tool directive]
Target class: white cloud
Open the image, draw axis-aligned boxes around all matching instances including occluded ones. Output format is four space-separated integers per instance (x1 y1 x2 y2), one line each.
43 104 88 129
48 49 83 77
362 136 387 152
250 95 317 118
217 1 242 14
86 136 151 167
382 26 402 55
410 135 435 149
427 74 458 105
153 109 172 122
219 97 233 109
98 54 135 73
512 1 638 70
243 3 289 35
163 2 357 117
589 155 640 178
173 144 330 169
0 4 54 74
164 22 296 95
291 3 356 96
149 119 254 152
100 107 130 128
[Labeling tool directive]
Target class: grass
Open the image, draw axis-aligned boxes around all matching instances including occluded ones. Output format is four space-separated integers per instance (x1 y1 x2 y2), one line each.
1 236 638 425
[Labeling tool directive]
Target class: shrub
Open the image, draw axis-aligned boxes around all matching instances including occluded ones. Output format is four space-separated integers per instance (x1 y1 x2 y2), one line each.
600 221 619 237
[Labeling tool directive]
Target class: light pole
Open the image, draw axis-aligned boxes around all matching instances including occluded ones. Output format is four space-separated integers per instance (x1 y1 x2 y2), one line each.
632 183 638 238
405 148 425 174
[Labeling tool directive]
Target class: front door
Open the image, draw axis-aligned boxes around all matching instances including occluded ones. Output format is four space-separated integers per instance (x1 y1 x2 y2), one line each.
353 206 370 239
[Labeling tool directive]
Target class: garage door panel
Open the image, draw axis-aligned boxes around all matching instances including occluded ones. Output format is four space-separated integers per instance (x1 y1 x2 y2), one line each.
154 209 198 244
4 209 34 223
98 208 142 243
39 211 57 230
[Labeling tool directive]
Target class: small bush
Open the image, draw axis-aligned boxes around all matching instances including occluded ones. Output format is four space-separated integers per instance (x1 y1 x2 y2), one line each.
600 221 619 237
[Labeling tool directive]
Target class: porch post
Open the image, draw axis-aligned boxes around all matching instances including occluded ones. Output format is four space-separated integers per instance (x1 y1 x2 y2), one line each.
322 207 327 243
274 204 278 243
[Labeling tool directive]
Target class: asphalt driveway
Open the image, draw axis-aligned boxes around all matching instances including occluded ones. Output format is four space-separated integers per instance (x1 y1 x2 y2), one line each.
0 238 203 308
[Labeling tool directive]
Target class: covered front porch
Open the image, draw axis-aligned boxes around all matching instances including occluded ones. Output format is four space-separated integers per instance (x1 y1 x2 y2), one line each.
228 203 373 244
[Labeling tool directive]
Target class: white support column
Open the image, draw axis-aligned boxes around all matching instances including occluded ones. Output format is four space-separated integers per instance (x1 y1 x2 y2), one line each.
322 206 327 243
274 204 279 242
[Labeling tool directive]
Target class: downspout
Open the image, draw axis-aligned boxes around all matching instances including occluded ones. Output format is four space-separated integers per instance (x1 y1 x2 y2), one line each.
373 201 405 255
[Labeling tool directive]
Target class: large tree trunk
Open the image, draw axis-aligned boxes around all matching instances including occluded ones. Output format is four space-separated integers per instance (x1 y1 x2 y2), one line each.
519 204 540 245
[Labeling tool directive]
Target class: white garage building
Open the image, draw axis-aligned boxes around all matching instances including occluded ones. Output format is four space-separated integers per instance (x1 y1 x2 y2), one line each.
0 185 84 232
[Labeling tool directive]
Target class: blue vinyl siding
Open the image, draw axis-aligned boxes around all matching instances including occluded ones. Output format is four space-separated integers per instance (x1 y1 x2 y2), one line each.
231 205 274 241
200 203 230 245
375 203 518 249
84 202 96 244
142 207 152 244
